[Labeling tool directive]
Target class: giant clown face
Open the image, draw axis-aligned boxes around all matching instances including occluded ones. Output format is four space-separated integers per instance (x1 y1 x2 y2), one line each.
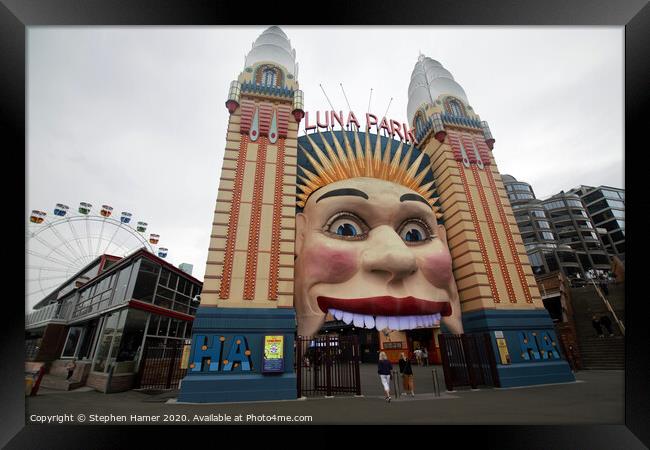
295 176 463 337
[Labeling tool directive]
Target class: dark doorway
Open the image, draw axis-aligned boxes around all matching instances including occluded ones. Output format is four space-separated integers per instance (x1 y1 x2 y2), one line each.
77 318 100 360
320 323 379 363
543 296 563 322
358 329 379 363
407 328 434 364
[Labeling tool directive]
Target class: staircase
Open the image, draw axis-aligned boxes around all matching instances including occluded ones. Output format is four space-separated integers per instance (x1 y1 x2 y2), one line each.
39 360 91 391
569 283 625 370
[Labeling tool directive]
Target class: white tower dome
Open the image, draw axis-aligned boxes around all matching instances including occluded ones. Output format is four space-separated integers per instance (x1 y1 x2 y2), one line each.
407 55 468 125
244 26 297 76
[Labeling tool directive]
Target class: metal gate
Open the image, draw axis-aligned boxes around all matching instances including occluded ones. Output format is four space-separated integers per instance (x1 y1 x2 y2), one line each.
296 335 361 397
136 345 188 390
438 333 500 390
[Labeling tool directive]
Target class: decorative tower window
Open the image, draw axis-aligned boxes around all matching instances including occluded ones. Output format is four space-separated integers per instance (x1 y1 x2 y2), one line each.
415 113 426 134
262 68 277 86
255 64 284 88
447 99 465 117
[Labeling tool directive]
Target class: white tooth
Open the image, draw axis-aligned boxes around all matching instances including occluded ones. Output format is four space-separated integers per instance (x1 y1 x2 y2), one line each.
388 316 399 330
376 316 388 331
408 316 417 330
342 311 354 325
353 313 365 328
399 316 410 330
364 315 375 329
416 316 424 328
332 309 344 321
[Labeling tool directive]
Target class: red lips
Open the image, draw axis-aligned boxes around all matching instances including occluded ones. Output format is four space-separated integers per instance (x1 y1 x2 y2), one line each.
317 296 452 317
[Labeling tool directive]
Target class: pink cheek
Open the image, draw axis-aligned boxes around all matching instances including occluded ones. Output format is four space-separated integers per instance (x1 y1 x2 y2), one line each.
302 244 359 283
420 249 453 287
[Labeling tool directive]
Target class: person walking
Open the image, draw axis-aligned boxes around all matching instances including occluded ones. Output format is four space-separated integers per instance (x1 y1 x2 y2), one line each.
414 348 422 366
422 348 429 367
378 351 393 402
600 314 614 336
65 359 76 380
591 314 604 338
398 352 415 396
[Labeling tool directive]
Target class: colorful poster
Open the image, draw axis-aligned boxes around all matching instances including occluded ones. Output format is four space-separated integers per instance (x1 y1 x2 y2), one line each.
180 340 192 369
496 338 511 365
263 335 284 373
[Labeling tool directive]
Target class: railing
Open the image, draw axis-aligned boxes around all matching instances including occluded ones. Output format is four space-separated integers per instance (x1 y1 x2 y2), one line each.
58 301 75 321
589 279 625 336
539 284 561 299
25 303 64 329
25 300 74 329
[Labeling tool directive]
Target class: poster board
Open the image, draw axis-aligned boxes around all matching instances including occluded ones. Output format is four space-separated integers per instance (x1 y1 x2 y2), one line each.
263 335 284 373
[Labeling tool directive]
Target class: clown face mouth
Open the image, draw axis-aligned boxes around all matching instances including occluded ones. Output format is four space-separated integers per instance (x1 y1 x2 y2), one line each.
316 296 451 331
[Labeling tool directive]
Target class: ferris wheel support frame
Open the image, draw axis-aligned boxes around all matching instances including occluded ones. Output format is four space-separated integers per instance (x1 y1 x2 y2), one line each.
26 212 156 308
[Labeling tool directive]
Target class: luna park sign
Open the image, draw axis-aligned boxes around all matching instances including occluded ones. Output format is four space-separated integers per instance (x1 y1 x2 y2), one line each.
303 111 418 144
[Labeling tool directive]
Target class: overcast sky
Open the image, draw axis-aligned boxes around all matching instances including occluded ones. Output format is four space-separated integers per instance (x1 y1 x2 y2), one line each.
27 26 624 293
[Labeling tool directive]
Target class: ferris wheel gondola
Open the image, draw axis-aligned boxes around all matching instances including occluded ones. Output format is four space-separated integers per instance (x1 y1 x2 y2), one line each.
26 201 170 310
54 204 69 217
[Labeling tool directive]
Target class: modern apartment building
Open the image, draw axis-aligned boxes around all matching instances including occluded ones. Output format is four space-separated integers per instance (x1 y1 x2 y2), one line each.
568 185 625 260
502 175 581 278
542 191 611 276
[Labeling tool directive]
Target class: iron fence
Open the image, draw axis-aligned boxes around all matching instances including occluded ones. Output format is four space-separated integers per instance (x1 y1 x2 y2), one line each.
296 335 361 398
439 333 500 391
135 345 187 390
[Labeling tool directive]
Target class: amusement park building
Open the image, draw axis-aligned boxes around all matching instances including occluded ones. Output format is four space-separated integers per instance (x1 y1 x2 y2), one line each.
178 26 575 404
25 248 202 392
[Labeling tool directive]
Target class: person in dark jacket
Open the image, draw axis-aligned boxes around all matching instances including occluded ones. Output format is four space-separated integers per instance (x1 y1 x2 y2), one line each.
399 352 415 396
377 351 393 402
600 314 614 336
600 277 609 296
591 314 603 337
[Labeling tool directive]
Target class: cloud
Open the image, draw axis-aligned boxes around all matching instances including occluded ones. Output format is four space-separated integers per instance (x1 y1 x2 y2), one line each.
27 26 624 295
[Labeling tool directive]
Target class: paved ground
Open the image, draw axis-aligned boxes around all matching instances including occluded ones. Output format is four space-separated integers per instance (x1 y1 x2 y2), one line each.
25 365 624 425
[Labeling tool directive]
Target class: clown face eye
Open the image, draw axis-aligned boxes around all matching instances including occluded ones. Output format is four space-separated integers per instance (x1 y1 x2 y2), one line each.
398 219 434 245
324 212 368 240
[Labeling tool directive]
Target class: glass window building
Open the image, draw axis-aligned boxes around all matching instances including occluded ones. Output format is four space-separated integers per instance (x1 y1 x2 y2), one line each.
25 248 202 392
502 175 609 280
568 185 625 261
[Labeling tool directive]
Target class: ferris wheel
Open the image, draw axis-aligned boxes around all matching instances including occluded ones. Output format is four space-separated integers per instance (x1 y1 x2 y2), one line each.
26 202 169 309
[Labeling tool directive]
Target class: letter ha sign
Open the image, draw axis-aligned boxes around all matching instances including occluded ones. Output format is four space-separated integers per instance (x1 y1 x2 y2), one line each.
190 335 253 372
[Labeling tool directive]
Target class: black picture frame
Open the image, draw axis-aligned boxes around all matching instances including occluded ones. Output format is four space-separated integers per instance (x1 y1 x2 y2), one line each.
3 0 648 447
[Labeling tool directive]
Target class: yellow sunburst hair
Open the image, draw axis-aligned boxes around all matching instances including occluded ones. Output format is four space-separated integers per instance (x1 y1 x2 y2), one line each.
297 129 441 219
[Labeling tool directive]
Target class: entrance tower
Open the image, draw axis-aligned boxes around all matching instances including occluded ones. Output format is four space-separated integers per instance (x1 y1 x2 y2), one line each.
179 26 304 402
407 55 574 386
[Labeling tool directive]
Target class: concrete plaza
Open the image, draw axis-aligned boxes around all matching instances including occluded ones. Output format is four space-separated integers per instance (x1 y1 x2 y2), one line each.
23 364 624 425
